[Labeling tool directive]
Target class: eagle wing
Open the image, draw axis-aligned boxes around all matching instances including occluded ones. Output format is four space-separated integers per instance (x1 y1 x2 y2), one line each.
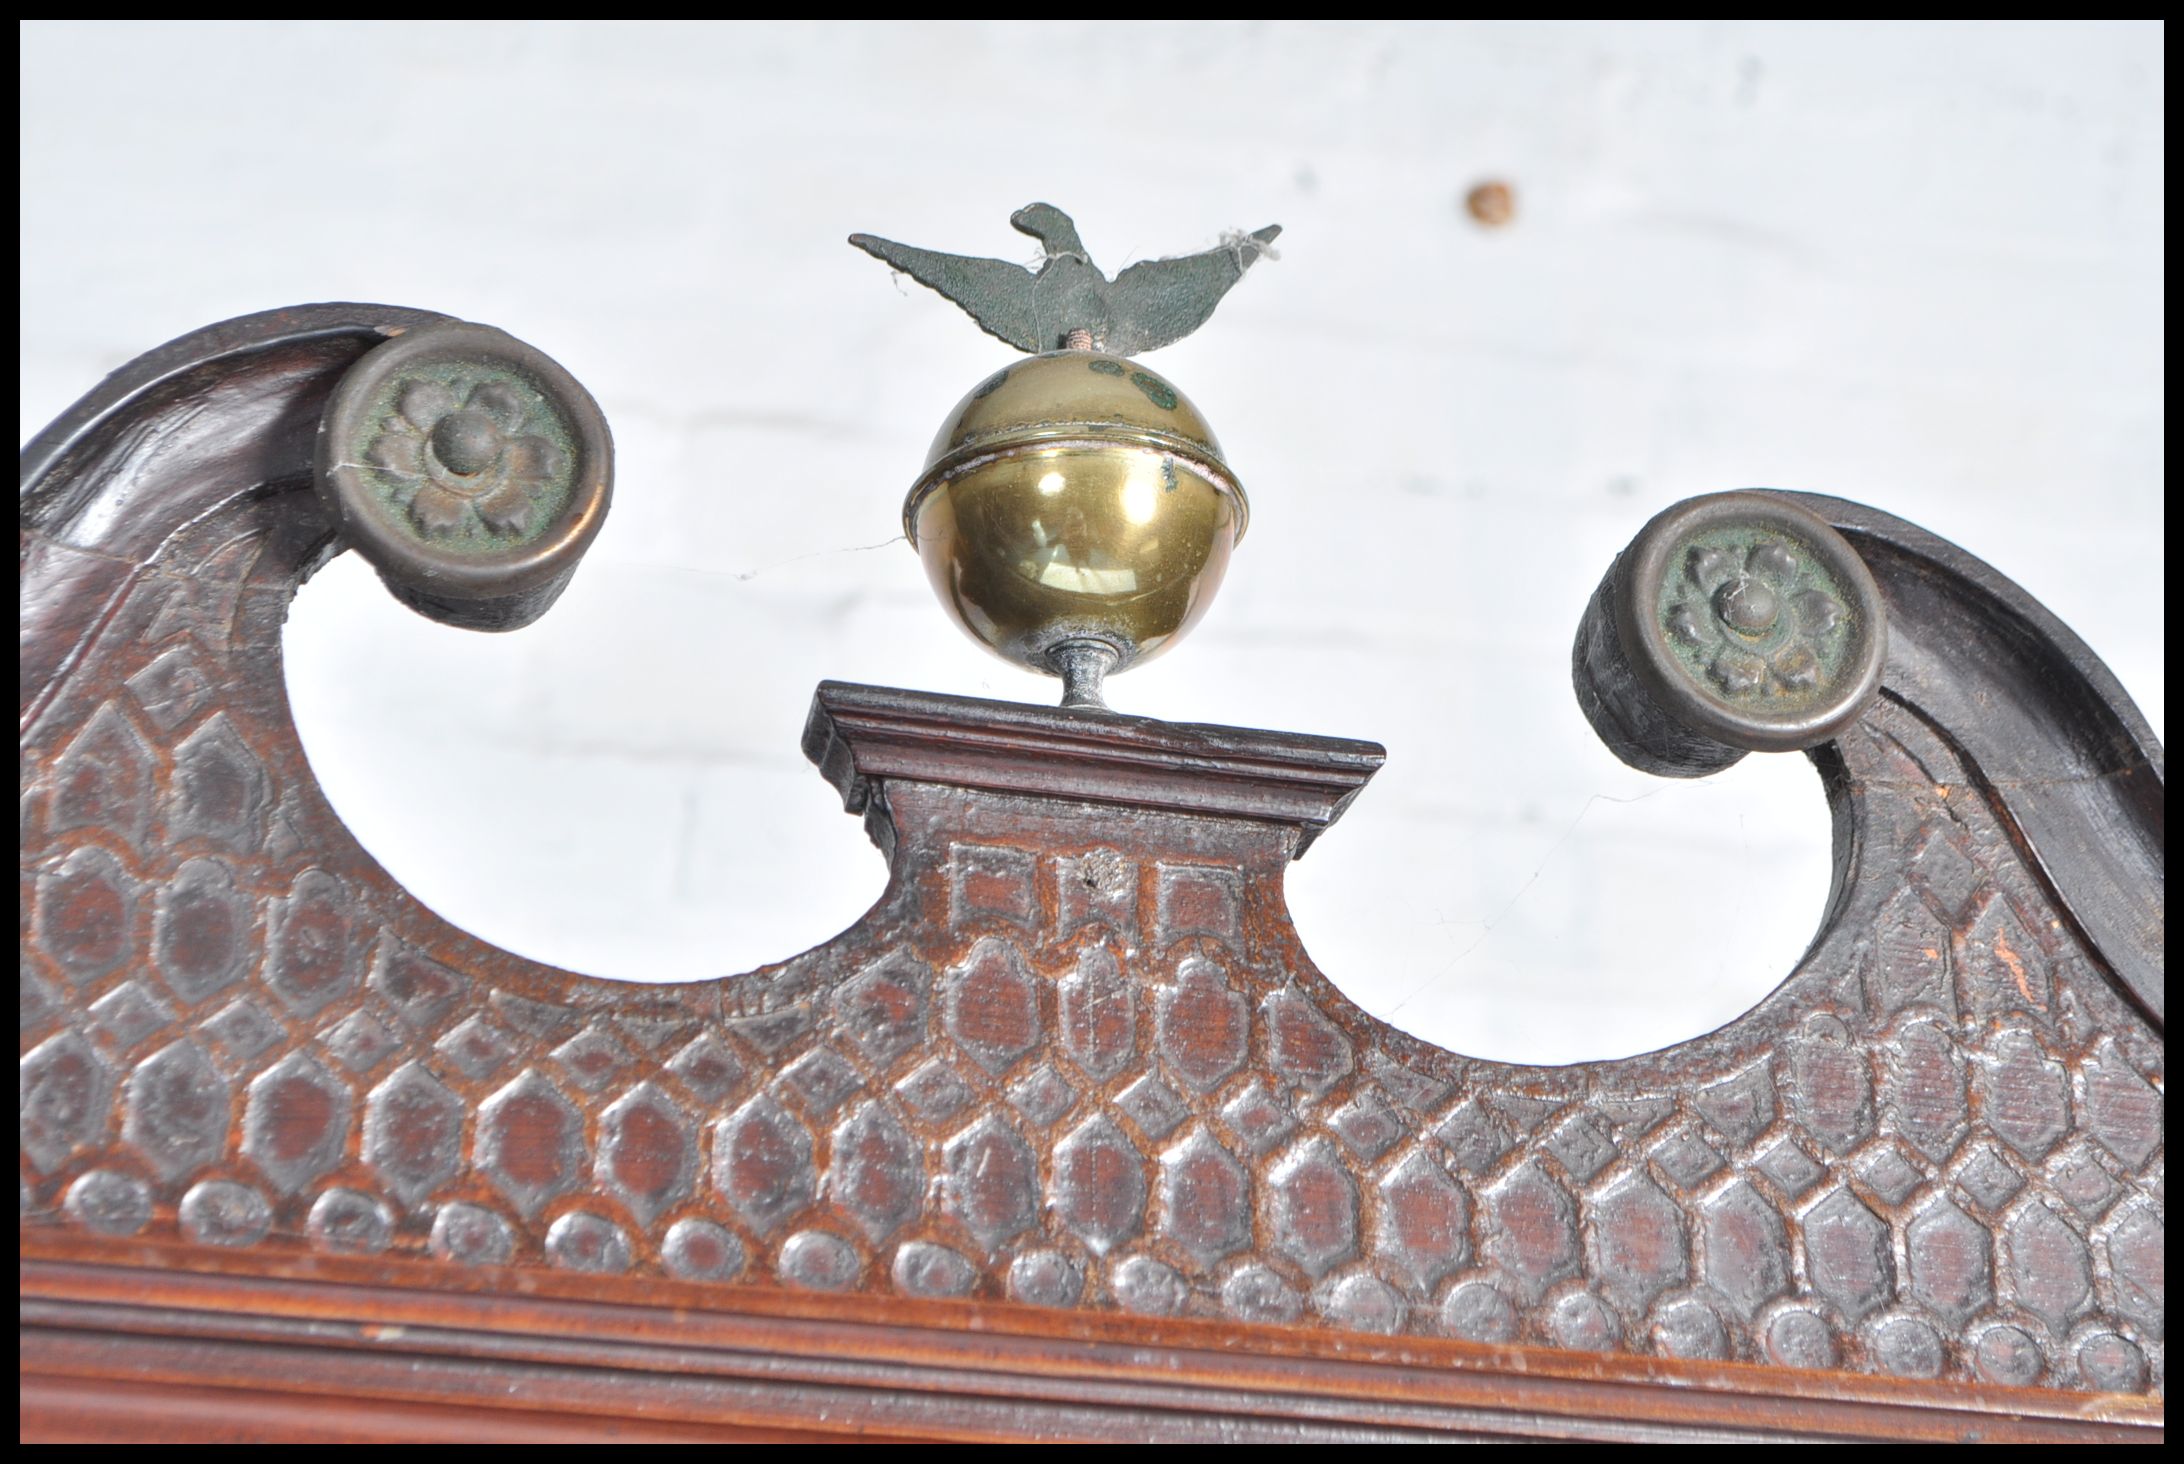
1103 224 1281 357
849 234 1042 353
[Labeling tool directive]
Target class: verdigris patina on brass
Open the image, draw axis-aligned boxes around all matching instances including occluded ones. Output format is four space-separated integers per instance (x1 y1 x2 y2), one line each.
316 320 612 632
1575 491 1888 777
850 202 1279 357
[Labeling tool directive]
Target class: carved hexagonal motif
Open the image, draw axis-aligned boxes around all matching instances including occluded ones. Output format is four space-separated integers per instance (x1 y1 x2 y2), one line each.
1697 1179 1790 1321
2076 1042 2162 1170
1375 1149 1470 1289
1155 955 1247 1094
20 1029 113 1173
1979 1030 2071 1162
1787 1015 1873 1155
1904 1195 1992 1323
362 1061 466 1208
476 1068 585 1219
1883 1019 1967 1163
15 472 2173 1390
1484 1160 1580 1300
1267 1136 1360 1281
164 713 270 852
241 1050 352 1195
835 950 930 1068
713 1094 816 1236
2102 1199 2164 1336
1157 1124 1249 1268
1057 943 1134 1080
1957 891 2050 1021
597 1081 695 1228
827 1100 922 1244
1052 1114 1145 1255
942 1113 1037 1248
942 936 1039 1075
47 702 153 844
1586 1175 1688 1311
152 857 255 1004
1802 1187 1893 1322
121 1039 229 1180
1868 885 1953 1018
265 868 359 1018
1262 989 1352 1098
34 846 138 985
2001 1200 2092 1331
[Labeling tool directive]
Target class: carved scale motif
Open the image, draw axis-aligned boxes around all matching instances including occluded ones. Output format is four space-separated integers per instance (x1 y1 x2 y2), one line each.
18 308 2164 1416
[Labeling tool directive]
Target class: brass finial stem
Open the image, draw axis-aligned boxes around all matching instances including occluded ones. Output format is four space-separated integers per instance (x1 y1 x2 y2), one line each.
1049 639 1118 710
1063 328 1094 352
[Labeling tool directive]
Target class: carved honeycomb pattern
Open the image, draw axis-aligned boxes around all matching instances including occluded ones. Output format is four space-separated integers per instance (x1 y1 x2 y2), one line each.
18 508 2166 1396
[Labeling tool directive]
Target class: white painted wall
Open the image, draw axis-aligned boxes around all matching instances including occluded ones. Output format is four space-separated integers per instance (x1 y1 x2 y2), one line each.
20 22 2163 1065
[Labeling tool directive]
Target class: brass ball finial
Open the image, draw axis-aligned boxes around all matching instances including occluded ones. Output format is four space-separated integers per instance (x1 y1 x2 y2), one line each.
853 204 1278 709
902 351 1248 704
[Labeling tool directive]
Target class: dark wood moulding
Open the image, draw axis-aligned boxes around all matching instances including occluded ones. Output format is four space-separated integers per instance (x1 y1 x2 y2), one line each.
20 306 2163 1440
